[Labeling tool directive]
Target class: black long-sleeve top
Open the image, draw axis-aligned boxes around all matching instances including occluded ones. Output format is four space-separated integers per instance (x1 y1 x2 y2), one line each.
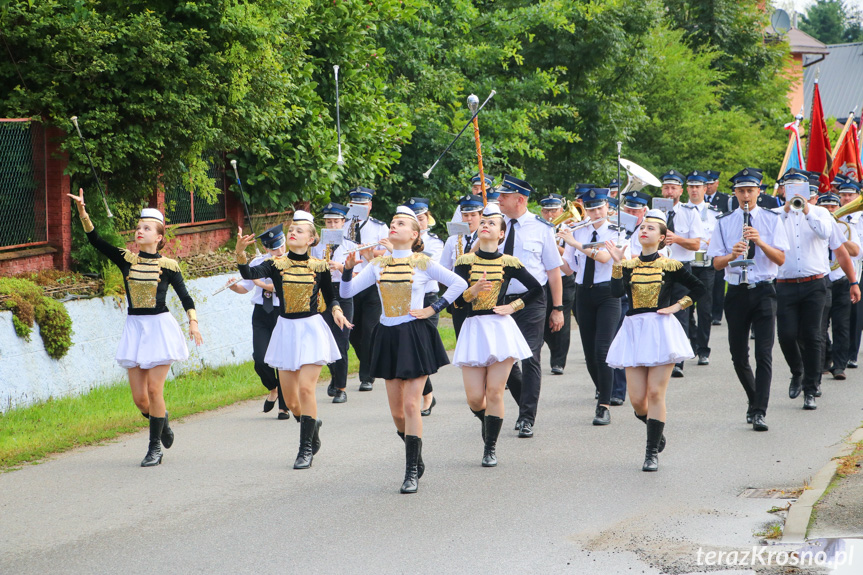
610 252 706 316
86 228 196 316
238 250 339 319
453 250 543 316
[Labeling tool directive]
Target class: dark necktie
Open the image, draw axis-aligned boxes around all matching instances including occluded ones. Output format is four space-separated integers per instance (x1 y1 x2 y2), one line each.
464 232 475 252
262 289 274 313
504 220 517 255
666 209 676 233
583 230 597 286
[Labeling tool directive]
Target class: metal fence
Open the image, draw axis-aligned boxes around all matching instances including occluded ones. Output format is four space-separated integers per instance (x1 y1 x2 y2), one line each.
0 119 48 250
163 154 227 226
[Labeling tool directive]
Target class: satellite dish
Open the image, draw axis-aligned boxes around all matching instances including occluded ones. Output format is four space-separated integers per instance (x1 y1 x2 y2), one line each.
771 9 791 35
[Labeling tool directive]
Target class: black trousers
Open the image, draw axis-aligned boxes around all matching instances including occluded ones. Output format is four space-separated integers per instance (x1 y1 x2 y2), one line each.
611 295 628 400
689 265 716 357
323 289 353 391
826 278 852 373
251 304 286 411
776 279 828 395
725 283 777 417
575 282 621 405
505 289 547 425
349 284 382 384
422 292 439 396
850 301 863 362
712 268 726 322
671 262 692 367
543 274 576 368
819 281 833 382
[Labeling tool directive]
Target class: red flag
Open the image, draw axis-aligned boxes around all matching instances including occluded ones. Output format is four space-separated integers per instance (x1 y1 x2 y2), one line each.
830 120 863 182
806 81 833 193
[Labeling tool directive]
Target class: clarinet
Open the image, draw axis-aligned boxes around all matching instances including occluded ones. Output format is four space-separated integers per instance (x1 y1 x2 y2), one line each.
740 201 751 286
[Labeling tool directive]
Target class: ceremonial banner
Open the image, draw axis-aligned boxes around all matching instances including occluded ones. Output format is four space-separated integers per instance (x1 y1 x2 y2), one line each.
830 117 863 181
806 81 832 193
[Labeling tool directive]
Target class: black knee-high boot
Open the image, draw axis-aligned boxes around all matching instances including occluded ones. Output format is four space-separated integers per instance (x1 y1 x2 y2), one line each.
161 411 174 449
141 417 165 467
634 411 666 452
141 411 150 420
482 415 503 467
643 419 664 472
471 408 486 441
294 416 316 469
400 435 421 494
312 418 323 455
397 431 423 478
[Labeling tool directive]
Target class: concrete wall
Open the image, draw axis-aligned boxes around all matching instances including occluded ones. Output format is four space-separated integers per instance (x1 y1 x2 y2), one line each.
0 273 255 412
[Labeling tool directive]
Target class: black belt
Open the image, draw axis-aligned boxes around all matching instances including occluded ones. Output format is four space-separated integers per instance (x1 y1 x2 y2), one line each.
577 280 610 289
728 280 773 291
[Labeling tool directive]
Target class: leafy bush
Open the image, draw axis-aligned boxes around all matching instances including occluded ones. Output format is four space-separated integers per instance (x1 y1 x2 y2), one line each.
0 277 73 359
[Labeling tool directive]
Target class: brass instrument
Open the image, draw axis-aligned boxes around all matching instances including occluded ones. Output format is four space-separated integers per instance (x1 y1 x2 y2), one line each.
456 235 464 259
789 195 808 211
834 194 863 219
617 158 662 246
551 200 585 226
347 213 360 242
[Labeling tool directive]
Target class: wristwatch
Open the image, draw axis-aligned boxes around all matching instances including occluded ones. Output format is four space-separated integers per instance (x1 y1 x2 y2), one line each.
552 305 564 311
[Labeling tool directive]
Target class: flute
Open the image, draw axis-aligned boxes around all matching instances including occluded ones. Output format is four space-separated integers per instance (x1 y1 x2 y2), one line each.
342 242 382 255
212 278 241 296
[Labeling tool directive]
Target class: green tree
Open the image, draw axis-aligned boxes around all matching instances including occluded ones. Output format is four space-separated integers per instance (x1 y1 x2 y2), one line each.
800 0 863 44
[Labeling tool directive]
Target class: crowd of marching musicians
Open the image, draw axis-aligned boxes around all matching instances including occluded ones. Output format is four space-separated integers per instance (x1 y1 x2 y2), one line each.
68 162 863 492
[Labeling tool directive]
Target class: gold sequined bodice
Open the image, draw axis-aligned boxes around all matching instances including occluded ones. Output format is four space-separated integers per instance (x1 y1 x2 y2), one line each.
273 256 329 314
615 257 683 310
121 250 180 309
466 259 505 310
373 253 431 317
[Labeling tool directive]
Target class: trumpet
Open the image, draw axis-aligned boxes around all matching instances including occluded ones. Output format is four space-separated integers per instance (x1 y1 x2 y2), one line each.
789 195 808 211
551 200 585 226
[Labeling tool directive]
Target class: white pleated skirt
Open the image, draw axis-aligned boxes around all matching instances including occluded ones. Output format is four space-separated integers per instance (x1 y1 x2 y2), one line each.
116 313 189 370
265 314 341 371
606 312 694 369
452 314 533 368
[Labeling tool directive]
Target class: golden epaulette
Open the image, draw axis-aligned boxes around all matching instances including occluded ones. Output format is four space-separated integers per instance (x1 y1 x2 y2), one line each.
121 250 180 272
373 253 431 270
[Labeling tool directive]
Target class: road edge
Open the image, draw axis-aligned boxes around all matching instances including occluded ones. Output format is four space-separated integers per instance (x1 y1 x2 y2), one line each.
782 426 863 543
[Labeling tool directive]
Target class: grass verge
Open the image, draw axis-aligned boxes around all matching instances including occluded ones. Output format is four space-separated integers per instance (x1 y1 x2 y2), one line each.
1 325 457 472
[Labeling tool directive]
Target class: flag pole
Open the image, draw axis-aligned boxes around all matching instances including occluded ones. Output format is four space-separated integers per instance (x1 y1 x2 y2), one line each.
831 108 856 158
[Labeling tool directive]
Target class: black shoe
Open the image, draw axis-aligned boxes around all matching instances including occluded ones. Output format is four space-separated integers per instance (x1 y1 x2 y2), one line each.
397 430 424 478
595 390 600 400
311 419 323 455
518 421 534 438
833 370 846 380
752 414 768 431
471 409 486 441
359 380 373 392
141 417 165 467
294 416 316 469
593 406 611 426
803 395 817 410
848 360 858 369
514 419 523 432
697 355 709 366
633 411 665 452
814 386 822 397
482 415 503 467
551 366 564 375
400 435 421 494
746 410 754 425
161 411 174 449
326 382 337 397
263 398 276 413
278 411 291 420
332 390 347 403
609 397 625 406
712 320 721 326
788 376 802 399
420 396 436 416
643 419 664 472
671 366 684 378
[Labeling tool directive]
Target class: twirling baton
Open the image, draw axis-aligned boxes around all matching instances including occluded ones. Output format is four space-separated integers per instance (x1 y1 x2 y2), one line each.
468 94 488 205
423 90 496 179
70 116 113 218
230 159 261 257
334 65 344 166
616 141 622 233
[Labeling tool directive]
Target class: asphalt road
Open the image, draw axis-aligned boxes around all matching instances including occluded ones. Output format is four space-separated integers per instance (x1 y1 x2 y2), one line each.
2 320 863 574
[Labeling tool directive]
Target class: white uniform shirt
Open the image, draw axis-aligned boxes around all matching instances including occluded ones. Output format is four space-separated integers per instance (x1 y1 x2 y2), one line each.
562 220 619 285
342 216 389 274
502 210 564 294
236 254 281 307
707 205 789 286
777 205 844 279
440 230 479 271
840 212 863 281
421 229 445 293
554 224 573 276
339 249 467 326
688 201 719 250
310 242 348 284
666 202 704 262
828 219 861 282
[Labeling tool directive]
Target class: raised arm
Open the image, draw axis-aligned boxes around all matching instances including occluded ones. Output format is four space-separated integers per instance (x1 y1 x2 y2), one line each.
67 187 129 269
